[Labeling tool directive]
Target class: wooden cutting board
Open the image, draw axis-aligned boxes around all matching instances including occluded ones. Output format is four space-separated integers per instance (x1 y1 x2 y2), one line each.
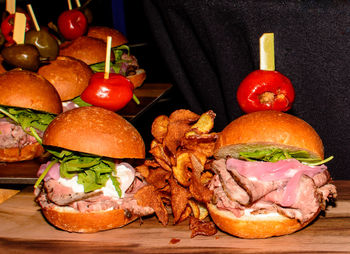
0 181 349 253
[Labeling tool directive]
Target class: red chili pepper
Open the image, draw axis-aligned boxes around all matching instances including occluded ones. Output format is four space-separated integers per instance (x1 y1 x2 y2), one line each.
1 13 31 44
236 70 295 113
81 72 134 111
57 9 87 40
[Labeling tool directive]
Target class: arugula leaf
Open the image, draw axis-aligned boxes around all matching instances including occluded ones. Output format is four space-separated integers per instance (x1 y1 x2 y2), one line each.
71 96 92 107
239 148 333 165
47 147 122 195
0 106 55 144
89 45 131 75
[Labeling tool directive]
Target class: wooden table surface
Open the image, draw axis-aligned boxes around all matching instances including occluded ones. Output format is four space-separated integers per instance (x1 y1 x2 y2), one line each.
0 180 349 253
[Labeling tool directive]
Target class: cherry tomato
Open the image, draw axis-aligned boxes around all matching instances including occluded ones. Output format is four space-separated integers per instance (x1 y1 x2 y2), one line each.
1 13 31 45
236 70 295 113
81 72 134 111
57 10 87 40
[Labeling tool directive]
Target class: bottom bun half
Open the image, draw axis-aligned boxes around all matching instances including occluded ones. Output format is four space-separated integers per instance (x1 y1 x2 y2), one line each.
42 206 139 233
127 69 146 89
207 203 316 239
0 142 44 162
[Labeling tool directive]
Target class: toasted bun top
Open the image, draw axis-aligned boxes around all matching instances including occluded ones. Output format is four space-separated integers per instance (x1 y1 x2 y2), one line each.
59 36 115 65
0 69 62 114
215 110 324 160
87 26 128 48
43 106 145 159
38 56 93 101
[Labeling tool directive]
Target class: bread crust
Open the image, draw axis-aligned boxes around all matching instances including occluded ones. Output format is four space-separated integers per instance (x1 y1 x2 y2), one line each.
38 56 93 101
59 36 115 65
127 69 146 89
207 203 316 238
42 206 138 233
0 69 62 114
43 106 145 159
215 110 324 159
0 142 44 162
87 26 128 48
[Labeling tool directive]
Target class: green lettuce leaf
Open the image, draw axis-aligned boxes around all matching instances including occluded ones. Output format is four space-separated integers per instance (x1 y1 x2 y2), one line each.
89 45 131 75
47 147 122 196
71 96 92 107
0 105 55 144
239 148 333 165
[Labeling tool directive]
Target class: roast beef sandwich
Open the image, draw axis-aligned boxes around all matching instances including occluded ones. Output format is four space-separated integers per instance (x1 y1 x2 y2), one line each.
208 110 337 238
0 69 62 162
59 28 146 89
34 106 155 232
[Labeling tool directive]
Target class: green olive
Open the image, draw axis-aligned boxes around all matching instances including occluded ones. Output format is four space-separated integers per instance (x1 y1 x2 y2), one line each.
1 44 40 71
25 30 59 60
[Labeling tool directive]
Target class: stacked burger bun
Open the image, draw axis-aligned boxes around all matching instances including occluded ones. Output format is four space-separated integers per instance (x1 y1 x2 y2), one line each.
208 110 337 238
37 56 93 111
59 26 146 89
0 69 62 162
87 26 128 47
59 36 114 65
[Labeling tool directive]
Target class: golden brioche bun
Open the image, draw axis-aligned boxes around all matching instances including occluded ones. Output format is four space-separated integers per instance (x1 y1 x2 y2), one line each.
87 26 128 47
0 142 44 162
214 110 324 160
38 56 93 101
59 36 115 65
127 68 146 88
43 106 145 159
207 203 318 239
42 206 138 233
0 69 62 114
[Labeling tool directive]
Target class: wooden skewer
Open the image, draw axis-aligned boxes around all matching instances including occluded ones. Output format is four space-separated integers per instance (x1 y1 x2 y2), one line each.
104 36 112 79
6 0 16 14
259 33 275 71
75 0 81 8
13 12 26 44
67 0 73 10
27 4 40 31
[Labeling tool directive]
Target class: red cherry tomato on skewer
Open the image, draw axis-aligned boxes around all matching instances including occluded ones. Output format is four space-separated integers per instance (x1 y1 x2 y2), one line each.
236 70 295 113
57 9 87 40
1 13 31 45
81 72 134 111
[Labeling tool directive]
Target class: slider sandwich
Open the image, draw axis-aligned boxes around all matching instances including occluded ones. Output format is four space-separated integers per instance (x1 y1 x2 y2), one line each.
208 110 337 238
35 106 155 232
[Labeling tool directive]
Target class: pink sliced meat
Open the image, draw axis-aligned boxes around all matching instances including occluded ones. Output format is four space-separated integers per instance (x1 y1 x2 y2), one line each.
210 157 337 223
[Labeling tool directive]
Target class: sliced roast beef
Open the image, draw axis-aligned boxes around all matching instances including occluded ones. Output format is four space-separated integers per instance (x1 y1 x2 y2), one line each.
312 170 330 187
226 164 287 204
36 175 154 216
262 175 321 223
0 118 40 149
212 159 249 205
44 179 103 206
209 157 337 223
209 175 245 217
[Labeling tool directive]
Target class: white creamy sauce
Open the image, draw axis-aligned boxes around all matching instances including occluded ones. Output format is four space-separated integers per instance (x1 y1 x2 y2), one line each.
58 164 135 199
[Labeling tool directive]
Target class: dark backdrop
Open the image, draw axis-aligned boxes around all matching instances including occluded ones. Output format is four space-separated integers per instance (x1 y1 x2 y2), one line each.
141 0 350 179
